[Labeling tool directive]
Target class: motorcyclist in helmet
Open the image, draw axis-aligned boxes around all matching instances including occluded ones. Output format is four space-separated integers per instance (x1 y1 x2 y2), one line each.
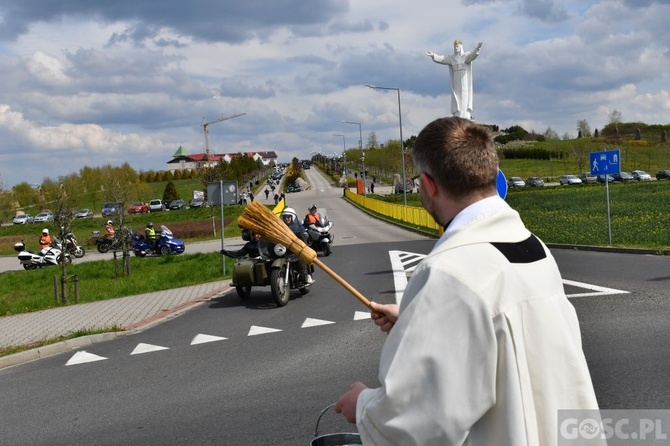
145 222 158 252
281 207 315 285
221 229 261 258
303 204 322 228
104 220 115 238
39 228 52 252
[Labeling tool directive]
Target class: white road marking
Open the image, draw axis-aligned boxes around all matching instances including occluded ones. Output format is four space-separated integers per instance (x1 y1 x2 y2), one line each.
191 334 228 345
388 250 630 301
301 318 335 328
354 311 371 320
248 325 282 336
131 343 169 355
65 351 107 366
562 279 629 298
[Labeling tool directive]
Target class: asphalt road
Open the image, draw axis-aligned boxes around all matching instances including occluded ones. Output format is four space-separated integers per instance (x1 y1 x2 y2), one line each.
2 169 670 444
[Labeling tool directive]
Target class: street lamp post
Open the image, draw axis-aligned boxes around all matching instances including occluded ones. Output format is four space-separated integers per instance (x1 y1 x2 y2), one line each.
365 85 406 205
342 120 364 195
332 133 347 179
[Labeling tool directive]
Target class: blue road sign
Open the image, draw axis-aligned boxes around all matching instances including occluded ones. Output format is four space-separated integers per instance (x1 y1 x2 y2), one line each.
590 149 620 176
497 169 508 200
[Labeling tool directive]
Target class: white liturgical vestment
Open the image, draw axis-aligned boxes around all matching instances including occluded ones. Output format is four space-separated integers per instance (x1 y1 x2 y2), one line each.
356 197 599 445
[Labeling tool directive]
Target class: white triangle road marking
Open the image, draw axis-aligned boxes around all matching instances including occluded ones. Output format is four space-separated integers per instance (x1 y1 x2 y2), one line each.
354 311 371 320
65 350 108 366
191 334 228 345
248 325 282 336
131 343 170 355
301 318 335 328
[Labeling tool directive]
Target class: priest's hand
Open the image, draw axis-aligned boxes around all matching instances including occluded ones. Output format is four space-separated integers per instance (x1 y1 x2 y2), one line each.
370 301 398 333
335 381 367 423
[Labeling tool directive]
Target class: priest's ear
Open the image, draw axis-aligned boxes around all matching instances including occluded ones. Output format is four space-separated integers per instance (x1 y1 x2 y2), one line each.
419 172 439 198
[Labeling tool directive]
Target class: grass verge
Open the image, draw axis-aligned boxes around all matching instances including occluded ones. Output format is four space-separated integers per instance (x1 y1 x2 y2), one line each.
0 251 238 316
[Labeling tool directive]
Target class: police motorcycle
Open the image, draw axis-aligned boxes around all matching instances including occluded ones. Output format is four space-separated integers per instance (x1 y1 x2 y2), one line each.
305 207 334 257
228 229 312 307
14 240 72 270
55 231 86 258
130 225 186 257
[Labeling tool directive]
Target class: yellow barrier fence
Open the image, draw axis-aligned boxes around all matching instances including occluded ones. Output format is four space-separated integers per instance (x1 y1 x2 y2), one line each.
344 190 441 233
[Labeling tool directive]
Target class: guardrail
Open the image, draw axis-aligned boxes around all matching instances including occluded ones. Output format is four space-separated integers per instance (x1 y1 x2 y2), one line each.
344 189 441 233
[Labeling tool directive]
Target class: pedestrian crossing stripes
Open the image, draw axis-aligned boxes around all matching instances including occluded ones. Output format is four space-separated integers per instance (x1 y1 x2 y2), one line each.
388 250 629 302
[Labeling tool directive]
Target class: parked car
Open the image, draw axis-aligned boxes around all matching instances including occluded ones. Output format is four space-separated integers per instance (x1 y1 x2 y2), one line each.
75 208 94 219
34 212 54 223
559 174 583 185
597 174 615 183
631 170 652 181
612 172 634 182
128 202 149 214
507 177 525 188
148 199 165 212
525 177 544 187
579 172 597 184
101 202 120 217
169 199 186 210
656 170 670 180
13 213 34 225
189 198 205 208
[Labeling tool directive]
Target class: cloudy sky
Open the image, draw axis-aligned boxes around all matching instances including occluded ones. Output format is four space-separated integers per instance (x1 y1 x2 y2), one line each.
0 0 668 188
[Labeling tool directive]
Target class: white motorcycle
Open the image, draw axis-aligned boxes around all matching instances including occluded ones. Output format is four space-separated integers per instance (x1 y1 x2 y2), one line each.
306 208 334 257
14 240 72 270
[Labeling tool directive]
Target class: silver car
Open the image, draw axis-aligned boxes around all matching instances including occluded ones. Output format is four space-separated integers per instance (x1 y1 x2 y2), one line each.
559 174 583 185
631 170 652 181
13 214 34 225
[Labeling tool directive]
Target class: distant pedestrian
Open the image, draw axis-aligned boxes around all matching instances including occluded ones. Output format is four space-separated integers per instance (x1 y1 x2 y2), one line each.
264 189 270 199
280 192 285 202
355 172 358 180
249 192 254 202
274 194 279 205
370 182 375 194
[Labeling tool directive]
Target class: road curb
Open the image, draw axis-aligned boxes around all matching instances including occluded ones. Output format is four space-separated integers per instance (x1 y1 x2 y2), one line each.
0 283 233 370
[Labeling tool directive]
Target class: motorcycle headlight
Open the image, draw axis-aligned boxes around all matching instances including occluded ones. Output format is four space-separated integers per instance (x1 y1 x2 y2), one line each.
273 244 287 256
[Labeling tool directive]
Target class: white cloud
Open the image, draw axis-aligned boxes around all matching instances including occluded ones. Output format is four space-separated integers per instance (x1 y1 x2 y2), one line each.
0 0 669 188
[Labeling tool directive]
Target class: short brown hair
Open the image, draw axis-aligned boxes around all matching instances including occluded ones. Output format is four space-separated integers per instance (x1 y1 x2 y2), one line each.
413 117 498 199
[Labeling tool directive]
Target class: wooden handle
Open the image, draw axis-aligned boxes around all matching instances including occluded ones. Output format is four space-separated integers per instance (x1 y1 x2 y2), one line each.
313 258 373 311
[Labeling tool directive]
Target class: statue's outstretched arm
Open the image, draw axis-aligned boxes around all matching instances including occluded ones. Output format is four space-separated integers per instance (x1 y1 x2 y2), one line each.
426 51 447 64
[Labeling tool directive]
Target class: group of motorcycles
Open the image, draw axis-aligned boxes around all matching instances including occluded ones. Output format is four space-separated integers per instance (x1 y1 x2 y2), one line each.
14 231 84 270
15 225 185 270
95 225 185 256
228 207 334 307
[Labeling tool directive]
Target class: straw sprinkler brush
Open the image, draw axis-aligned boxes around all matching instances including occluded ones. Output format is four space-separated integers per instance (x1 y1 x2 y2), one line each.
238 201 373 310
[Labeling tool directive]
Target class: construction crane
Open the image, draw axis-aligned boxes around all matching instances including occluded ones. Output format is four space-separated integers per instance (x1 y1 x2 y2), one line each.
202 112 246 161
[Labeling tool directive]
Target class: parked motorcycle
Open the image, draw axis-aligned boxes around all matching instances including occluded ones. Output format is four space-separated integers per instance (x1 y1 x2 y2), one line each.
55 232 85 258
306 208 334 256
229 238 312 306
14 240 72 270
130 225 185 256
95 230 128 253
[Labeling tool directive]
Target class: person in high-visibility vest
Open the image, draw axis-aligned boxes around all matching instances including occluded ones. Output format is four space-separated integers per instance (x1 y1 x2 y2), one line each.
145 222 157 252
104 220 115 238
38 228 52 252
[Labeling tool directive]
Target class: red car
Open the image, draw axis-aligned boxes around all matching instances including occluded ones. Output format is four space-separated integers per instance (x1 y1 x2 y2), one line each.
128 202 149 214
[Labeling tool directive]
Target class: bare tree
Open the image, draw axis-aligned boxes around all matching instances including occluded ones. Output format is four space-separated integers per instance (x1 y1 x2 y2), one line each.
608 110 623 125
365 131 379 150
577 119 592 138
543 127 560 140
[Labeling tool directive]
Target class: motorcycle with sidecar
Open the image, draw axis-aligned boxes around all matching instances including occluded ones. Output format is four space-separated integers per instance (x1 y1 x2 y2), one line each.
227 234 312 307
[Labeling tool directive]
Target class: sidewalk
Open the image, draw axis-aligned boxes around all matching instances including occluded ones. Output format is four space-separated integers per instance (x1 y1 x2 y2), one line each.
0 275 233 369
